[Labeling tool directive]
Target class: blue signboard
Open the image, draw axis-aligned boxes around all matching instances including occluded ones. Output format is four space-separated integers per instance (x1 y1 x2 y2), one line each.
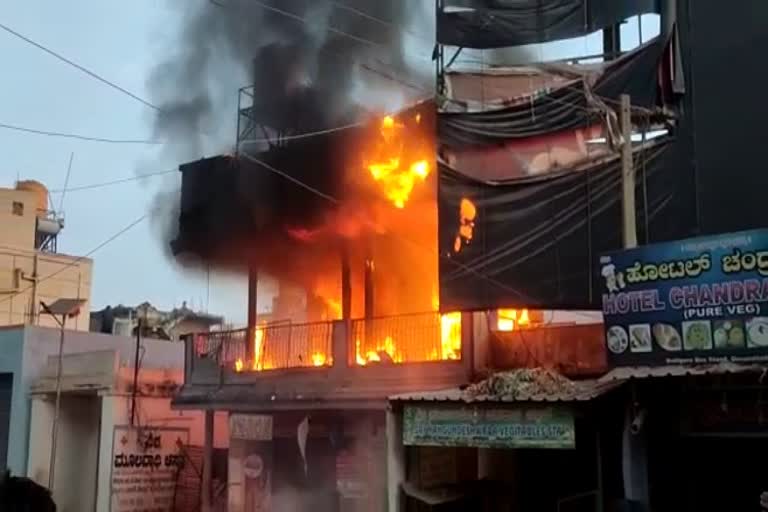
600 229 768 366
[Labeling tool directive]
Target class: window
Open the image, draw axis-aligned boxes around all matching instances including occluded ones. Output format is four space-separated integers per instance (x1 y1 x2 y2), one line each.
11 201 23 216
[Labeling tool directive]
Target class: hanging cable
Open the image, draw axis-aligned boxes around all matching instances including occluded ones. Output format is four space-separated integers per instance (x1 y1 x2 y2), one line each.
0 121 162 145
0 212 150 306
0 21 161 112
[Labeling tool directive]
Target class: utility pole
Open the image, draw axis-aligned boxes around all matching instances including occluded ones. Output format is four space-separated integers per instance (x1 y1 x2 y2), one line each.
130 319 142 427
39 298 85 492
620 94 638 249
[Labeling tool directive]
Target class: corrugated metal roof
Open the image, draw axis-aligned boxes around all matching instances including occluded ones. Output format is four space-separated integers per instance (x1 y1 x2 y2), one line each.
599 362 767 383
389 379 622 404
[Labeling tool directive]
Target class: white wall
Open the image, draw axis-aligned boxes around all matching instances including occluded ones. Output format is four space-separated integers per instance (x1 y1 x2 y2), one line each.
11 326 185 476
27 395 101 512
26 398 53 485
95 394 229 512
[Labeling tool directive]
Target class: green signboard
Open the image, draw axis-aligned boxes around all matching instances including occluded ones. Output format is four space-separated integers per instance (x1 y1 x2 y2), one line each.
403 404 575 449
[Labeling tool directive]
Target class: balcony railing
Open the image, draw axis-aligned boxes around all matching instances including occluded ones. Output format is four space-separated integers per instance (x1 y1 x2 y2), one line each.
193 321 333 372
191 311 462 374
351 312 461 365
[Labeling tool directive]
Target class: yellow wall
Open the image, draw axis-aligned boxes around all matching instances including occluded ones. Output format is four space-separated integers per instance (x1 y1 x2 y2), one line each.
0 246 93 330
0 187 37 249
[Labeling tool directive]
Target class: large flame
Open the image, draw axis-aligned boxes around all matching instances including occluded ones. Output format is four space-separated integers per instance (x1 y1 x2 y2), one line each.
366 115 431 209
235 325 272 373
497 309 531 331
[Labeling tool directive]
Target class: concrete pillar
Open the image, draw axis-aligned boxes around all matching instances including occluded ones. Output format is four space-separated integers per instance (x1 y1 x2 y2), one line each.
202 410 214 512
95 396 115 512
386 407 405 512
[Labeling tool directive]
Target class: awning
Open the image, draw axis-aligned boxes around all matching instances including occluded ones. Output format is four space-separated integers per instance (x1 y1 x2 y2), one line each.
599 362 768 383
391 369 623 403
390 380 621 403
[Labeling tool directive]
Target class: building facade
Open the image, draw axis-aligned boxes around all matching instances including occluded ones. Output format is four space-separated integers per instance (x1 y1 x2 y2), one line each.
0 181 92 331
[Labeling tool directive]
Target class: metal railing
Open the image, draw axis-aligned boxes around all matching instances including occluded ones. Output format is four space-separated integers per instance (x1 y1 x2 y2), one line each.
193 321 333 372
190 311 462 372
351 311 461 365
193 329 248 368
259 320 333 370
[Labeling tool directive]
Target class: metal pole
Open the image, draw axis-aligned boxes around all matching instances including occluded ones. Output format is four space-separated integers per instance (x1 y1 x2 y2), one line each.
48 315 65 490
620 94 638 249
130 319 142 427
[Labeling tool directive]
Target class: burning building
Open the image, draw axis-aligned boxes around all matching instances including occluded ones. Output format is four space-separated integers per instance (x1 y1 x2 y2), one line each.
171 90 480 511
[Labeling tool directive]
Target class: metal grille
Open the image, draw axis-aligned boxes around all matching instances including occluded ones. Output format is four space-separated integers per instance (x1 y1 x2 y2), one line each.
194 329 248 367
260 321 333 369
193 322 333 371
351 312 459 364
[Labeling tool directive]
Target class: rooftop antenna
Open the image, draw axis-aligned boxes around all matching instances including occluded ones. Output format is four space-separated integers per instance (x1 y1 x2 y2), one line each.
58 152 74 214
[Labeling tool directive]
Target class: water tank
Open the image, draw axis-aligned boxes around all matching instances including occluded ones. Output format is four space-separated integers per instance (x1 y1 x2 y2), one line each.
15 180 49 216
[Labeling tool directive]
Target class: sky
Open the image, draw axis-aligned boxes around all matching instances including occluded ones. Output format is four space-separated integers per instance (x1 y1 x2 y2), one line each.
0 2 659 327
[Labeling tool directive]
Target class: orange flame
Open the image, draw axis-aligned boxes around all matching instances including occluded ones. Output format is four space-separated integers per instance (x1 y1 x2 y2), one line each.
354 312 462 366
234 325 271 372
311 352 328 367
366 115 431 209
440 312 462 360
497 309 531 331
454 198 477 253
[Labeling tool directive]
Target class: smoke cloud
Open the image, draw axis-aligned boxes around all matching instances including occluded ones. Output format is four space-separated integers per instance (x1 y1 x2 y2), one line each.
144 0 434 273
147 0 433 156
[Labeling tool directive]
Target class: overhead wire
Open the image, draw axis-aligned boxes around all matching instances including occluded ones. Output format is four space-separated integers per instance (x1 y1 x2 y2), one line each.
0 212 151 307
241 149 551 305
241 148 607 327
238 122 365 147
247 0 432 62
0 121 162 145
0 21 161 112
47 169 177 194
329 1 433 44
210 0 432 94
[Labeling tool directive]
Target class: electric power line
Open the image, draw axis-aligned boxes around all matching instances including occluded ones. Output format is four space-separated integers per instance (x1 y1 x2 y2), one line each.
239 149 607 322
213 0 432 66
329 1 433 44
0 212 150 306
238 122 364 147
0 121 161 145
0 21 161 112
47 169 177 194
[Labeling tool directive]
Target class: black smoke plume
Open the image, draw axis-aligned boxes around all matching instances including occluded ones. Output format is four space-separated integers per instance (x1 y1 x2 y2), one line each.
145 0 434 268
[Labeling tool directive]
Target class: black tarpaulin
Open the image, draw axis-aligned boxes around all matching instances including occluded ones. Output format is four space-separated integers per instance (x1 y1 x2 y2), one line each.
439 0 660 49
439 38 666 149
438 136 695 311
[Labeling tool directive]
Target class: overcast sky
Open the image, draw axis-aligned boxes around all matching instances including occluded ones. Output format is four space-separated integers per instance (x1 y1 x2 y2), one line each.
0 2 658 327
